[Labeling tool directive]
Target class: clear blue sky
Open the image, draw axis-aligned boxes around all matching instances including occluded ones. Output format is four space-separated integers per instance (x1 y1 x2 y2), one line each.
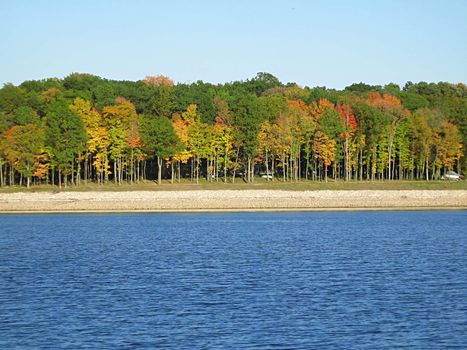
1 0 466 89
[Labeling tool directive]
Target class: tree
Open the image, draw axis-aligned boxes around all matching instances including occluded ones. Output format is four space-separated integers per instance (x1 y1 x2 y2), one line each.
45 100 87 187
102 99 139 184
13 106 37 125
257 120 275 181
336 104 358 181
143 75 174 87
0 73 465 187
352 102 388 180
0 84 28 114
367 93 409 180
312 131 336 182
69 98 107 183
230 95 264 182
140 115 180 184
316 108 345 180
410 108 435 180
438 121 463 172
1 120 46 187
172 105 196 181
393 119 412 179
140 77 176 118
245 72 282 95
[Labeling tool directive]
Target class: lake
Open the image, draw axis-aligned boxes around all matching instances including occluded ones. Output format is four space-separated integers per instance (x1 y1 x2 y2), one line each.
0 211 466 349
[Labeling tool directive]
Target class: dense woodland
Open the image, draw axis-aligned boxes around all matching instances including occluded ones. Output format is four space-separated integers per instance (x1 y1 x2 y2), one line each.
0 72 465 187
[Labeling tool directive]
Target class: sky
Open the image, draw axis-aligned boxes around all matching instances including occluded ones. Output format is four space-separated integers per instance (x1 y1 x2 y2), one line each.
1 0 466 89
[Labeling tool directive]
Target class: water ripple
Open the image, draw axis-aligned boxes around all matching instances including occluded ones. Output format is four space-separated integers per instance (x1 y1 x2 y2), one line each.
0 211 466 349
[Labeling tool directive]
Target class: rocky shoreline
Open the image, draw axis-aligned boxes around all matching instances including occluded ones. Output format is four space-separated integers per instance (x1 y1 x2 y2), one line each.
0 190 466 212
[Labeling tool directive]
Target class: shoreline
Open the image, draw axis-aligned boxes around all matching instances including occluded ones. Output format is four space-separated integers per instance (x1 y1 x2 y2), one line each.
0 207 465 214
0 190 466 213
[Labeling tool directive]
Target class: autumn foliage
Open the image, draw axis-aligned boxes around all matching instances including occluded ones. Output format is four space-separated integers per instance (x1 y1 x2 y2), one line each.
0 72 464 186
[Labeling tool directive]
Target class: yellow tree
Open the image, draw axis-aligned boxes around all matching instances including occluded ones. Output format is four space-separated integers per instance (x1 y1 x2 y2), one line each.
312 130 336 182
409 108 434 180
102 98 138 184
438 121 463 172
218 122 234 183
70 98 102 183
287 100 315 181
91 126 111 184
143 75 174 87
367 93 409 179
257 120 275 181
173 104 196 181
125 118 144 183
179 104 211 183
310 98 334 121
70 98 115 184
1 119 46 188
275 112 293 181
205 120 233 182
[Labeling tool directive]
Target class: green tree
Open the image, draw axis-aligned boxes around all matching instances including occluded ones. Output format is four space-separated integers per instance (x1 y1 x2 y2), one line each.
13 106 37 125
140 115 180 184
230 95 264 182
45 100 87 187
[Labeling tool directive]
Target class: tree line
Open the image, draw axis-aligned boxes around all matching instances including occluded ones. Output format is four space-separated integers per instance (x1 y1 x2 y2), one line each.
0 72 465 187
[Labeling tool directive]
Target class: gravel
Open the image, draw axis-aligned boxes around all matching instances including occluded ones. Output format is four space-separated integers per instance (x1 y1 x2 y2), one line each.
0 190 466 212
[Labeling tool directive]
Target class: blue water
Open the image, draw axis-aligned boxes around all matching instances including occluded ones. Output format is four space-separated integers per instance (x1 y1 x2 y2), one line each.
0 211 466 349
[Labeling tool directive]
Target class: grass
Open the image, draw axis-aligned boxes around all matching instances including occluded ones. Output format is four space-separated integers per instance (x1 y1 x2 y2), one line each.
1 178 466 193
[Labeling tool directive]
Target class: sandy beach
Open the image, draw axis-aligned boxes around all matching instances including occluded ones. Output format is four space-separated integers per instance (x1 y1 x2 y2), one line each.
0 190 466 212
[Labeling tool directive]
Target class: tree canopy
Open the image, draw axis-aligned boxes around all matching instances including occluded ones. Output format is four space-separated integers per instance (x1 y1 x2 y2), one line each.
0 73 465 187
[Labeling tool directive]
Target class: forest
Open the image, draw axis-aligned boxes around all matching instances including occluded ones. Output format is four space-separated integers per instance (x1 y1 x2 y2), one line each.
0 72 465 188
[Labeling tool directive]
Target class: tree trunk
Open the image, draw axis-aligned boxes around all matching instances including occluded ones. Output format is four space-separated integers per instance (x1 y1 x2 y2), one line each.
271 155 275 181
130 149 134 184
251 156 255 183
196 156 199 184
359 147 363 181
114 161 117 185
232 147 239 184
425 158 429 181
157 156 162 185
371 148 376 181
298 149 301 181
190 157 194 182
282 152 287 182
178 161 181 183
71 160 75 185
224 148 228 184
265 149 269 182
77 159 81 186
171 160 174 184
344 137 349 181
84 154 88 183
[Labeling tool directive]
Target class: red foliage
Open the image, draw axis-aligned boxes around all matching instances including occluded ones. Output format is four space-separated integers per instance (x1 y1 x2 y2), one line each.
336 104 358 136
287 100 307 109
214 116 225 124
143 75 174 87
115 96 130 104
367 93 402 109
